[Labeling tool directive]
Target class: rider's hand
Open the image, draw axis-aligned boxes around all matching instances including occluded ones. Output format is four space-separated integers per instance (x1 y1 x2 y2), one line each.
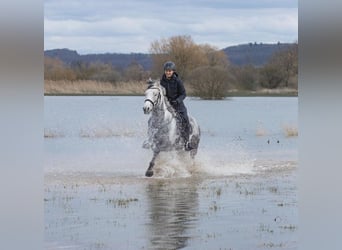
170 100 178 106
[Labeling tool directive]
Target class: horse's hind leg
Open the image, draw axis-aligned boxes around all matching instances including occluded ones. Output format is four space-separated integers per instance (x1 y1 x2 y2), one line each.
189 135 200 159
145 151 159 177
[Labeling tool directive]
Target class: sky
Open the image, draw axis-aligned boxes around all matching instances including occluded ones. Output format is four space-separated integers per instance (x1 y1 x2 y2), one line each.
44 0 298 54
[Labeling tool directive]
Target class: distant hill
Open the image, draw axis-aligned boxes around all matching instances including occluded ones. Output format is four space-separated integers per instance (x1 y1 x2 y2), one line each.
223 42 294 66
44 42 294 70
44 49 153 70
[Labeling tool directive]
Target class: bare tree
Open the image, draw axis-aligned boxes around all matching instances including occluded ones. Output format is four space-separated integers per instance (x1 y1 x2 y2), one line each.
189 66 231 99
198 44 229 67
149 35 208 79
231 65 260 91
279 42 298 88
265 42 298 88
88 62 121 83
44 56 76 81
149 35 232 99
259 64 285 89
124 61 146 81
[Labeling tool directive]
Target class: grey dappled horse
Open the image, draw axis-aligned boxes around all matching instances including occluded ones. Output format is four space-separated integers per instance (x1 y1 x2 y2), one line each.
142 80 200 177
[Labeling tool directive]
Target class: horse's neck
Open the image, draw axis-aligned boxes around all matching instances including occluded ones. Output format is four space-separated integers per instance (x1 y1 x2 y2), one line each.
152 96 173 123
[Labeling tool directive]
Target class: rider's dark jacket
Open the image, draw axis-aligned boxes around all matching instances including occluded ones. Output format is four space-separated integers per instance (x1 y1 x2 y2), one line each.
160 72 191 143
160 72 187 112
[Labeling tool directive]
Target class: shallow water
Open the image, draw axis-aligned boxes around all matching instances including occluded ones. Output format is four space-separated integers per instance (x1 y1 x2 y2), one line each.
44 96 298 249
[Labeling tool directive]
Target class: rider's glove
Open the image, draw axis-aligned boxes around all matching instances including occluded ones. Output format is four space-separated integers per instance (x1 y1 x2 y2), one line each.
170 100 178 106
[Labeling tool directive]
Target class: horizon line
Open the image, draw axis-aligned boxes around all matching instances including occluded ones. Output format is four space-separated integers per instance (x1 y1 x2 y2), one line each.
44 41 297 55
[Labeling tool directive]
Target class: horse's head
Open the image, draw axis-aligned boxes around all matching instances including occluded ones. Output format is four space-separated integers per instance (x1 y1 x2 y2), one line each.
143 80 164 114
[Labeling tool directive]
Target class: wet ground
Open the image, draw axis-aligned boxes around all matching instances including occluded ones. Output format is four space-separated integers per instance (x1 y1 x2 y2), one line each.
45 160 297 250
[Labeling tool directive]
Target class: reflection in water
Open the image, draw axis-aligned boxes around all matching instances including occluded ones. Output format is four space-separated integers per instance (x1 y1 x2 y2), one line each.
146 179 199 250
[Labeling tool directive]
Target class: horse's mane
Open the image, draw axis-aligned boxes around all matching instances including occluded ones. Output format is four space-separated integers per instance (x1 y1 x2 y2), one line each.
147 80 177 117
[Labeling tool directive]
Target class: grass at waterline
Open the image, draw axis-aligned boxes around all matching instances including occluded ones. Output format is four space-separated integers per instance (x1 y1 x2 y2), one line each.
225 88 298 97
44 80 147 96
44 80 298 97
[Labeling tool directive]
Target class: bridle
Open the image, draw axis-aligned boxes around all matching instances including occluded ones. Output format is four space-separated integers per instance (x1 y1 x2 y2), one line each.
144 86 161 108
144 98 155 107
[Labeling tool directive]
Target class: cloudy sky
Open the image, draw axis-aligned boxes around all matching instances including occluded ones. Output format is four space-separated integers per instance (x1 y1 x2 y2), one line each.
44 0 298 54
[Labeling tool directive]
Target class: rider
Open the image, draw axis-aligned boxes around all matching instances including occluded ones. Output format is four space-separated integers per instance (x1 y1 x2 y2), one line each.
160 61 193 151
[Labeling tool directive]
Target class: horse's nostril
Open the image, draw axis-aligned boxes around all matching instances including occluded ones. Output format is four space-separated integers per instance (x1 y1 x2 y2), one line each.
143 106 149 114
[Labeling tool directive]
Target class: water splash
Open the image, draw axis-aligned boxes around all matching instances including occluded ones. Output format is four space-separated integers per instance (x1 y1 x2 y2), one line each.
79 126 136 138
152 152 194 178
147 142 257 179
44 128 65 138
193 152 256 177
44 122 147 139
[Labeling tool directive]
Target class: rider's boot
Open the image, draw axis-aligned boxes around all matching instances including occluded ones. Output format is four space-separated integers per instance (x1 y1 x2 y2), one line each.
183 121 194 151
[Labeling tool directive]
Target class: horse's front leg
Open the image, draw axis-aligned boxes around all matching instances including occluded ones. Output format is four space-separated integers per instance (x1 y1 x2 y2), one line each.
145 150 159 177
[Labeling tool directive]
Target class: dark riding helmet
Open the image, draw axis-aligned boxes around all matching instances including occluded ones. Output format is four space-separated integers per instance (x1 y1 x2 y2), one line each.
163 61 176 71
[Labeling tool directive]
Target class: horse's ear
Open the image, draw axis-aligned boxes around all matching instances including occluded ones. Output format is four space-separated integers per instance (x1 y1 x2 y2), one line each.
146 78 155 89
146 78 154 85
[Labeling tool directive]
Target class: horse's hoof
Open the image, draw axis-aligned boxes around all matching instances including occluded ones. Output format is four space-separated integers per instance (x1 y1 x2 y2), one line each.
145 170 154 177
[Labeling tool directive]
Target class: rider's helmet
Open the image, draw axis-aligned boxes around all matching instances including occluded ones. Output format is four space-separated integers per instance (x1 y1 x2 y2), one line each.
163 61 176 71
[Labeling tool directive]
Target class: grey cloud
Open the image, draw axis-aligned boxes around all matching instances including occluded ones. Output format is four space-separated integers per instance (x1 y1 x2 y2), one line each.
44 0 298 53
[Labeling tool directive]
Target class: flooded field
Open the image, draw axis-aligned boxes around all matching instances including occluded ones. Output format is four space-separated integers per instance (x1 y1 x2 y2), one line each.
44 96 298 249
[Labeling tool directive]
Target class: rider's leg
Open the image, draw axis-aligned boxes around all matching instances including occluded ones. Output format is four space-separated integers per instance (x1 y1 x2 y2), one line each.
179 111 193 151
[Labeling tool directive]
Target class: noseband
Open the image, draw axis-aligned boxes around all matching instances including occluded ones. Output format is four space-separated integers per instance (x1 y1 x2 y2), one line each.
144 98 155 107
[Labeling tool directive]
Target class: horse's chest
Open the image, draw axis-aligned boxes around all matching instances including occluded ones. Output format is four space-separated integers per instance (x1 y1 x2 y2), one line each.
151 119 177 143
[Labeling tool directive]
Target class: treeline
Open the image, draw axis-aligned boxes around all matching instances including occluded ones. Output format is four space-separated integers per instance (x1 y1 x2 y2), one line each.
44 57 149 83
45 35 298 99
